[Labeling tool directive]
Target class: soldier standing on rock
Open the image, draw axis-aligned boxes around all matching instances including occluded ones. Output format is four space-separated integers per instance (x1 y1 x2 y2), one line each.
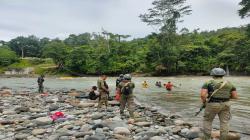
117 74 135 119
37 74 45 93
97 75 109 111
200 68 238 140
115 74 124 101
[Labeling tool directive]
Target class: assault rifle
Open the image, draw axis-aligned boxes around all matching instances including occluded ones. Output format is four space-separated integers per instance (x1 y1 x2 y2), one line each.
195 103 206 116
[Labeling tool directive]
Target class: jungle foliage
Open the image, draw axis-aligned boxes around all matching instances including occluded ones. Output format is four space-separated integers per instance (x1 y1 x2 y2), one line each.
1 26 249 75
1 0 250 75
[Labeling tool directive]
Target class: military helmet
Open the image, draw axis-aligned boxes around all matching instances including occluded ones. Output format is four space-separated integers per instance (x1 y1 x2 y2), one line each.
123 74 132 80
119 74 124 78
210 68 226 76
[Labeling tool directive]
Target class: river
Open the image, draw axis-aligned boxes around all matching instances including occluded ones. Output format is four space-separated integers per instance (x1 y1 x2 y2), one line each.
0 76 249 138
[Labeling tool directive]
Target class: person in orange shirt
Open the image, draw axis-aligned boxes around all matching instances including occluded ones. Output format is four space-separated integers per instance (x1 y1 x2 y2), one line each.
164 81 174 91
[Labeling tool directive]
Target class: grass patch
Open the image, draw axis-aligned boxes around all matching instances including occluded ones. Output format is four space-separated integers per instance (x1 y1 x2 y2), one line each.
8 59 33 69
3 58 58 75
0 67 5 74
33 59 56 75
2 58 74 76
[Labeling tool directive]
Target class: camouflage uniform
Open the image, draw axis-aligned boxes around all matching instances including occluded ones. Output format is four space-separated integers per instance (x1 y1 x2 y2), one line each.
118 81 135 118
37 76 44 93
202 78 236 140
116 77 123 88
97 79 109 109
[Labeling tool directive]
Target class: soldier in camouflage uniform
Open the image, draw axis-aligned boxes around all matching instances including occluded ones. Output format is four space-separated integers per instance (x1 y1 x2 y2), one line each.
97 75 109 110
117 74 135 118
200 68 238 140
116 74 124 88
37 74 45 93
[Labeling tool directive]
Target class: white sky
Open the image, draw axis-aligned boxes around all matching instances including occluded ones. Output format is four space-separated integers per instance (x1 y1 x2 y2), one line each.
0 0 249 41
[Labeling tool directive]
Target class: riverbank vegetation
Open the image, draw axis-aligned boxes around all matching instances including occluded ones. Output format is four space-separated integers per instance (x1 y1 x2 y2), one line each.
0 0 249 76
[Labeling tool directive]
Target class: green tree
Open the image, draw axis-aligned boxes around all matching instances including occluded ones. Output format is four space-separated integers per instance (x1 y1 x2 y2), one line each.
0 40 6 46
140 0 192 74
139 0 191 33
239 0 250 18
179 45 211 73
0 47 18 66
8 36 41 58
42 41 70 70
64 33 91 47
65 46 93 74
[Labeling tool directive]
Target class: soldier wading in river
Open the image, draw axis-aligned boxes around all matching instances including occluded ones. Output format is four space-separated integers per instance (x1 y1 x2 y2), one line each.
97 75 109 111
37 74 45 93
200 68 238 140
117 74 135 119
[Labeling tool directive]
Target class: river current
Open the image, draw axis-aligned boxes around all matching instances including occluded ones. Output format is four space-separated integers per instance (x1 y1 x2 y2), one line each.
0 76 249 138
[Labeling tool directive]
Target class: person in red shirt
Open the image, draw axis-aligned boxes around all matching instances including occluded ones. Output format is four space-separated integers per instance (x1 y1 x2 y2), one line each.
164 81 174 91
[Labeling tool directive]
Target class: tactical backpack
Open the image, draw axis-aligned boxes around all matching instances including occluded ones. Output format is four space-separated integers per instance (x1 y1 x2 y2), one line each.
121 82 131 95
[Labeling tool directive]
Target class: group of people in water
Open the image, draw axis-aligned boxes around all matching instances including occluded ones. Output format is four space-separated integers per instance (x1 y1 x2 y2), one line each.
142 80 176 91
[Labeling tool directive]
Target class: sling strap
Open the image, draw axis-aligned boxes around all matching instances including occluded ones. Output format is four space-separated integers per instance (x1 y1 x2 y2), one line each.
207 80 228 102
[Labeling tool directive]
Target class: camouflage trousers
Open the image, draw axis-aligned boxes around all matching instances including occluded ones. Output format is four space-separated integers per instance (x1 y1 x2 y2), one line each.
203 101 231 140
98 91 108 109
38 84 44 93
120 94 135 118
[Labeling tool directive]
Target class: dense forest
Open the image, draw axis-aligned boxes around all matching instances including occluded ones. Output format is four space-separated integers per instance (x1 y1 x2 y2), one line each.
0 0 249 76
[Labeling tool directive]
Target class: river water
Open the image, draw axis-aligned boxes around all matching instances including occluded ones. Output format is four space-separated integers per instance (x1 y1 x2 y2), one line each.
0 76 249 138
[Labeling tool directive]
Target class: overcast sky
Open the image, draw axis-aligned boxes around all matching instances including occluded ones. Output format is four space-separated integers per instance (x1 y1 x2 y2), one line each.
0 0 249 41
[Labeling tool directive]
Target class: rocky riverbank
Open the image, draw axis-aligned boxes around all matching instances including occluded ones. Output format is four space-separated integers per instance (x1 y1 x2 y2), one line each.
0 87 240 140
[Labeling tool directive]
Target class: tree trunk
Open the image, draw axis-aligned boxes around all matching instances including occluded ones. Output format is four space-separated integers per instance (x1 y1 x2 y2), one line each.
21 47 24 59
175 61 178 73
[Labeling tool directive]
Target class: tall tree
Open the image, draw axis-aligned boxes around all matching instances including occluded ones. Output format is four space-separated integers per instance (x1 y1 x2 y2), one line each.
64 33 91 47
139 0 191 33
0 47 18 66
239 0 250 18
65 46 93 74
42 41 70 70
139 0 191 74
0 40 6 46
8 36 41 58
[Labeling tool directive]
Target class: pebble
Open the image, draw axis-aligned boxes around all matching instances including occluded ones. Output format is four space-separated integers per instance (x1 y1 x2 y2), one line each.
32 128 46 135
91 113 104 120
171 126 182 134
174 119 185 126
49 104 59 111
134 121 152 127
150 136 165 140
85 134 106 140
96 128 104 133
35 117 52 126
180 128 190 135
114 127 130 135
15 133 30 140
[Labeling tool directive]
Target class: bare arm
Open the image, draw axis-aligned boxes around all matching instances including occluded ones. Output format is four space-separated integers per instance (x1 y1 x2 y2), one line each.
117 88 121 94
200 88 208 103
231 91 238 99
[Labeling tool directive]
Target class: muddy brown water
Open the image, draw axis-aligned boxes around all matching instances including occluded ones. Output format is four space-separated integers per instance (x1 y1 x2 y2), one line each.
0 76 249 138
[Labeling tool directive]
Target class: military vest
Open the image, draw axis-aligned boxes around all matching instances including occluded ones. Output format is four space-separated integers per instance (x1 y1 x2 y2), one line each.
97 79 105 91
207 79 233 99
119 82 135 95
38 77 44 85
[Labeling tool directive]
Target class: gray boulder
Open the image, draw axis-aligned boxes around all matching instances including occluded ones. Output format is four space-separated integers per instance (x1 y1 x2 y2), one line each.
49 104 59 111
